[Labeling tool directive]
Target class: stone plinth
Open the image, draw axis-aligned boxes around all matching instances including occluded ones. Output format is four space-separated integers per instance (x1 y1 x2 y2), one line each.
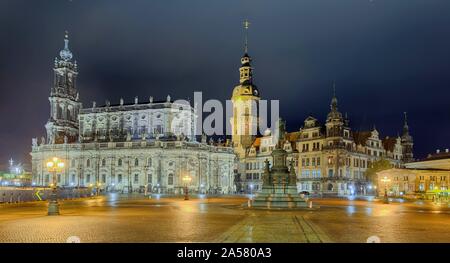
252 185 307 209
251 119 309 209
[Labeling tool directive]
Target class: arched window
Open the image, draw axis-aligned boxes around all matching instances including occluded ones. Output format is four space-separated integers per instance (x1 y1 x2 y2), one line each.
56 105 63 119
118 159 122 166
135 158 139 166
147 158 152 167
168 173 174 185
61 105 67 119
86 159 90 167
66 107 71 121
101 159 106 166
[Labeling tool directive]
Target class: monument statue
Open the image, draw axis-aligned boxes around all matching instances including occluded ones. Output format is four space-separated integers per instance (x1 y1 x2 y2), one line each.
252 119 307 209
201 133 207 144
126 130 132 142
32 138 38 148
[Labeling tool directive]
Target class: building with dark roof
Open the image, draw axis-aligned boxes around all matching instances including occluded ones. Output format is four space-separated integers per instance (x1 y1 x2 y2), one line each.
295 88 410 196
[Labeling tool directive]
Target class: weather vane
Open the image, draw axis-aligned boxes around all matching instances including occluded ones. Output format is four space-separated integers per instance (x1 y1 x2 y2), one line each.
332 80 336 97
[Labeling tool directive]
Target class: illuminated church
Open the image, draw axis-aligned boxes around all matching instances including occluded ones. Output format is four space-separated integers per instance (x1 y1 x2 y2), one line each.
31 33 236 194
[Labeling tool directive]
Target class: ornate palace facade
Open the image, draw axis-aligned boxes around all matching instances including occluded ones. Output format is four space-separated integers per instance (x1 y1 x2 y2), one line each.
295 95 412 196
31 33 235 194
230 51 414 196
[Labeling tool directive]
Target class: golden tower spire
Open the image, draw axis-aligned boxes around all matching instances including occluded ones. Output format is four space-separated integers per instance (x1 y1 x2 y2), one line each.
243 19 250 53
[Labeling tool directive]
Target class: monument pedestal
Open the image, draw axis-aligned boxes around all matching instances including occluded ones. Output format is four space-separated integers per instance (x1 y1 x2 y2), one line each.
250 119 310 209
252 185 307 208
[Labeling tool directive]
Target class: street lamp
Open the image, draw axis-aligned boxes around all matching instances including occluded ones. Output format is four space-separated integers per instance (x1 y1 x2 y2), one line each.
46 157 65 215
182 175 192 200
96 182 101 196
381 176 391 204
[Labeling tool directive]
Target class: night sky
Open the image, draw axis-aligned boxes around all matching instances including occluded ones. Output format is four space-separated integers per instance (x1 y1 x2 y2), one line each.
1 0 450 168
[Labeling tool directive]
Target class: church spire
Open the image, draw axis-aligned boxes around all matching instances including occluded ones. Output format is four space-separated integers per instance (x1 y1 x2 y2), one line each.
326 80 343 128
45 31 81 144
330 80 338 111
401 112 414 162
239 20 253 85
243 19 250 54
403 111 409 134
231 20 260 155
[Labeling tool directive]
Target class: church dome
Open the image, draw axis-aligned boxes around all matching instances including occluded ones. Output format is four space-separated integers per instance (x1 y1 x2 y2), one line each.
241 53 251 65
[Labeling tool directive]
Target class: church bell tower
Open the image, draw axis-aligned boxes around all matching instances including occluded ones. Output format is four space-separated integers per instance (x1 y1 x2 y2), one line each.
45 31 82 144
231 20 260 156
401 112 414 163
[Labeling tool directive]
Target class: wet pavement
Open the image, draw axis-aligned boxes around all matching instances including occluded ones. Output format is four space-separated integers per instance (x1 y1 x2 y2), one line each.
0 194 449 243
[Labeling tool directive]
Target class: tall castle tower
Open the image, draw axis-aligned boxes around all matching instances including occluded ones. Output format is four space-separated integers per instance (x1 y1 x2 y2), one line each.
231 20 260 157
401 112 414 163
45 32 82 144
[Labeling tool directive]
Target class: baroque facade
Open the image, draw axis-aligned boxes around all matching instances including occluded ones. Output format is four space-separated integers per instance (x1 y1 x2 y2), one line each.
296 93 411 196
230 51 414 196
31 33 236 194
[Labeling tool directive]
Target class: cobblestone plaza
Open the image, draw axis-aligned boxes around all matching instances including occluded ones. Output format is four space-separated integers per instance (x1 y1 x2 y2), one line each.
0 195 449 243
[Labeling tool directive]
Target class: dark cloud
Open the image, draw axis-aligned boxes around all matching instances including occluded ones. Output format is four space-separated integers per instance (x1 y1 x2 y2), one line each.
1 0 449 165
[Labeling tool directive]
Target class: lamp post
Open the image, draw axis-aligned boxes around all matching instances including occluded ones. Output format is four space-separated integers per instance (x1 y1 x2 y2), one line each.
182 175 192 200
96 182 101 196
381 176 391 204
46 157 65 215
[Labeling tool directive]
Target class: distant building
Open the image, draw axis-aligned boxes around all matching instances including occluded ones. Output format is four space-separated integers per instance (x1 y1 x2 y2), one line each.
296 93 409 196
0 159 32 186
377 149 450 201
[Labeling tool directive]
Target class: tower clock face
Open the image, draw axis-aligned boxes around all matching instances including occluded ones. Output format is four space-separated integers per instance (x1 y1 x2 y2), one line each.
253 89 258 96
